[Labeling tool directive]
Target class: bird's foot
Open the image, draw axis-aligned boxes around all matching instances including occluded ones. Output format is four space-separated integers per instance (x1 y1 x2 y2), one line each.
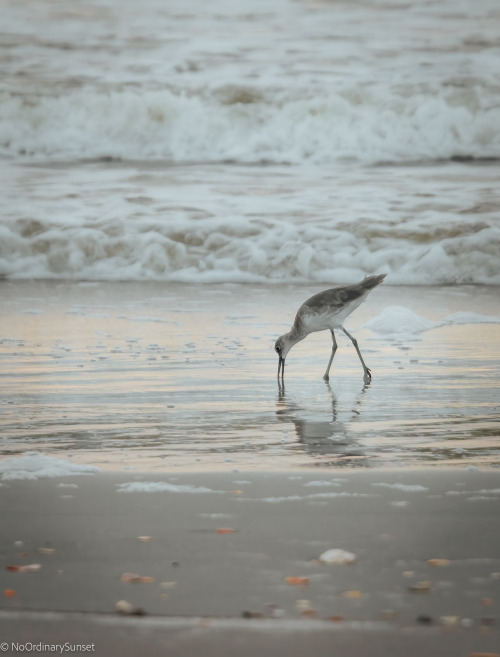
323 374 330 382
364 368 372 380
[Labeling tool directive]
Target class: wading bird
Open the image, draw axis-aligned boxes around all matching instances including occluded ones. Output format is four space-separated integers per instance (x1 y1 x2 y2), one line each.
275 274 386 381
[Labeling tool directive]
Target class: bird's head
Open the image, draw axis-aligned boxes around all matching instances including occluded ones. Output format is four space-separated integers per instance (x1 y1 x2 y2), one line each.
274 334 294 378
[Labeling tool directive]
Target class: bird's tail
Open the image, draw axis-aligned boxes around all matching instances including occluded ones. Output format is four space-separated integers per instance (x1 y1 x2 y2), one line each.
360 273 387 291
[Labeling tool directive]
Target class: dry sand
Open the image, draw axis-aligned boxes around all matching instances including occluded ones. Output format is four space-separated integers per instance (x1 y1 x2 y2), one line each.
1 470 500 656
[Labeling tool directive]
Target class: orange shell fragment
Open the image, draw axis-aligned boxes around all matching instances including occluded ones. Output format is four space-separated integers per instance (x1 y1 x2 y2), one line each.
6 564 41 573
427 558 450 567
300 608 317 618
342 590 363 599
120 572 154 583
4 589 16 597
216 528 235 534
285 576 309 586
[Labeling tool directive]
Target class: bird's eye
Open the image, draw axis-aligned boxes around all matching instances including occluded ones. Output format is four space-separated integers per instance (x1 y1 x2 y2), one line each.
275 346 281 354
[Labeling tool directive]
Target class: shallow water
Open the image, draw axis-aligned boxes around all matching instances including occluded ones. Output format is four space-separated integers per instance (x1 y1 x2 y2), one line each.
1 281 499 471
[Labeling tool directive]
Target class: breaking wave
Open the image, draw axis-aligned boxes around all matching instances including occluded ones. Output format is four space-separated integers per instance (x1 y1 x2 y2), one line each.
1 83 499 164
1 208 499 284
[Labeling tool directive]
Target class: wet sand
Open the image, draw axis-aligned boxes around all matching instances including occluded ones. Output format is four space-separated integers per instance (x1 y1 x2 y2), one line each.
1 281 499 470
1 470 499 655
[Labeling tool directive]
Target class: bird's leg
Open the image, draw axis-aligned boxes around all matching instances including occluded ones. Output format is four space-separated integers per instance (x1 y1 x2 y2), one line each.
340 327 372 380
323 329 338 381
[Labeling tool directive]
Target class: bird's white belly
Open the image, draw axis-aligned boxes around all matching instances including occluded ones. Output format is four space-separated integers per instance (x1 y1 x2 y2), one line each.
303 296 366 332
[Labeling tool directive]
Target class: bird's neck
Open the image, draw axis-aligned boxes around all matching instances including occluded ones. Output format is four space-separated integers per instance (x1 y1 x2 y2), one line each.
288 319 308 343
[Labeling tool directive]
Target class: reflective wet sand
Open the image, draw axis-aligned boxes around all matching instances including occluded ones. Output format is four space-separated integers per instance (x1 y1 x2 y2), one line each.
1 281 499 471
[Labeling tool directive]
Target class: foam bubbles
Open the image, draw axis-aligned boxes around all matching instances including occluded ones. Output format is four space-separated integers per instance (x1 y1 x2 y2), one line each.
364 307 500 337
116 481 223 493
0 451 99 480
363 306 438 336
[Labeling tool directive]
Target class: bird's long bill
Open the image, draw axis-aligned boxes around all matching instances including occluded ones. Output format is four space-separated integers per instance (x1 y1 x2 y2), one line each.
277 355 285 379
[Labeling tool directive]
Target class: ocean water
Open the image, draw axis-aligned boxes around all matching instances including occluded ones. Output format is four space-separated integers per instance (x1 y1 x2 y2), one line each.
1 0 500 284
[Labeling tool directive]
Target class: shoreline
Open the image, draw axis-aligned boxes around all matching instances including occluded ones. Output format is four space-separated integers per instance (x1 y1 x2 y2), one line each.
3 451 500 474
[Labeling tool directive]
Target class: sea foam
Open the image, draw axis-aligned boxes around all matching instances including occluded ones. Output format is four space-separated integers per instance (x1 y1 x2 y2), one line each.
1 201 499 285
1 85 499 164
0 452 99 480
116 481 223 493
364 307 500 336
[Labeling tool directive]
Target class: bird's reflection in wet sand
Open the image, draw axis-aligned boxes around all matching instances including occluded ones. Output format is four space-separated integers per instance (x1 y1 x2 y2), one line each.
276 380 371 465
